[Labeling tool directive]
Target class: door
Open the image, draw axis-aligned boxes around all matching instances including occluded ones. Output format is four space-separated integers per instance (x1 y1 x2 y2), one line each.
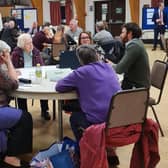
95 0 125 37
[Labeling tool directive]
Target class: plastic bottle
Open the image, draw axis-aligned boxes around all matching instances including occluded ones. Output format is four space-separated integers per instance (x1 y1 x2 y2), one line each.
35 63 42 84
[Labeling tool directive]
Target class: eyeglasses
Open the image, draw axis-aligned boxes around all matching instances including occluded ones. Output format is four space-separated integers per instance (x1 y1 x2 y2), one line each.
81 36 90 40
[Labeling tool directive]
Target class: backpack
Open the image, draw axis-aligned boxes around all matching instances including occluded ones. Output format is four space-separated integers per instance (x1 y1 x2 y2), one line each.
100 39 125 64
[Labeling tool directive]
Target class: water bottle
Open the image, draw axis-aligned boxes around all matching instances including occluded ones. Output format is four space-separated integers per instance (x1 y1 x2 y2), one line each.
35 63 42 84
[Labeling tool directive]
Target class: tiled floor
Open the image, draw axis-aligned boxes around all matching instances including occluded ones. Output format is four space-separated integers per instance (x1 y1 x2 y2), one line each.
10 44 168 167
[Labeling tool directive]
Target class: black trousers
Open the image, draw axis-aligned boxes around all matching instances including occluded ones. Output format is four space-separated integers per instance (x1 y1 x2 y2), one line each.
7 111 33 156
17 98 49 114
121 76 144 90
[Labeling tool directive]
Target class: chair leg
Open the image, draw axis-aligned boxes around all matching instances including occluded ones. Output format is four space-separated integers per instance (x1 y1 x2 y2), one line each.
15 97 18 108
150 105 164 137
32 99 34 106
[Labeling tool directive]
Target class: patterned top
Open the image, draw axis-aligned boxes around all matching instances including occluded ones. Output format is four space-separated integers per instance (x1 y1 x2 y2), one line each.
0 66 18 106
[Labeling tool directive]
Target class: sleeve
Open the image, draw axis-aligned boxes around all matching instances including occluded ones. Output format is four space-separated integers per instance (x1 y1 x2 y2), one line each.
11 51 20 68
0 68 18 92
55 71 78 92
114 42 140 74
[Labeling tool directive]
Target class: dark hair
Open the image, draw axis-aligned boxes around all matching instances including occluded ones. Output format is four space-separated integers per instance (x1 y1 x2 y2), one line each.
122 22 142 38
76 45 98 65
78 31 92 45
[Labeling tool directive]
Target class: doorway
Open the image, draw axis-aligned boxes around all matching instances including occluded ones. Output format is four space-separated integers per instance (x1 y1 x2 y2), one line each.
95 0 125 37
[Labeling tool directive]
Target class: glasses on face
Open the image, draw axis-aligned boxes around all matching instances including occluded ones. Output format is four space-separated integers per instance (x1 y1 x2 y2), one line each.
81 36 90 40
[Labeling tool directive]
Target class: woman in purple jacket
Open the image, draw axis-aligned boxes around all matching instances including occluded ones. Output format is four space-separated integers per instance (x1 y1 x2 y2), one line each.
0 49 32 167
55 45 121 141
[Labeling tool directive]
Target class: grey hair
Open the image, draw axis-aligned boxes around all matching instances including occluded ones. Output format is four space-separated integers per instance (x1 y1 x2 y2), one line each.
17 33 32 49
76 44 98 65
0 40 11 52
96 21 105 31
70 19 78 25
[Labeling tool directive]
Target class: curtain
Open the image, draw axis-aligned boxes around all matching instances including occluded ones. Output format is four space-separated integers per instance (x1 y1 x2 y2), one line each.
31 0 43 26
151 0 162 7
49 1 61 26
65 0 73 25
129 0 140 24
73 0 85 30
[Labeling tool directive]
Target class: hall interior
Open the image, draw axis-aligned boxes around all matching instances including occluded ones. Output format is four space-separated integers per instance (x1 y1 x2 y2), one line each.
10 44 168 168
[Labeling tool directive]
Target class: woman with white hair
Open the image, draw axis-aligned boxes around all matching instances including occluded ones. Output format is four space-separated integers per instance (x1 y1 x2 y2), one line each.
11 33 51 120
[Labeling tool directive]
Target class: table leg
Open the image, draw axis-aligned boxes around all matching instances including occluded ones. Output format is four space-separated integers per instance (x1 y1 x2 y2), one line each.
52 100 56 120
58 100 63 141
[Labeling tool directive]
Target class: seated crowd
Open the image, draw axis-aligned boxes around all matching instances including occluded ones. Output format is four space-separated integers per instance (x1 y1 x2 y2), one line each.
0 14 155 167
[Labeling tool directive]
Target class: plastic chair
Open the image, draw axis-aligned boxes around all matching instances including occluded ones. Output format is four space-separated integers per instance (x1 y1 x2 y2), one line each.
148 60 168 137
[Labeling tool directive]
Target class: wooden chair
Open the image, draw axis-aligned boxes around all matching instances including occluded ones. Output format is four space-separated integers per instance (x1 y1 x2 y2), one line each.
148 60 168 136
52 43 65 61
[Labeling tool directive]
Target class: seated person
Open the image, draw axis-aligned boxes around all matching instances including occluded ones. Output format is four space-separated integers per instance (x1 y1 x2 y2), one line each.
0 48 32 168
65 19 83 41
55 45 121 141
78 31 92 45
93 21 113 44
1 20 19 52
53 25 66 44
11 33 51 120
27 21 40 36
32 25 54 64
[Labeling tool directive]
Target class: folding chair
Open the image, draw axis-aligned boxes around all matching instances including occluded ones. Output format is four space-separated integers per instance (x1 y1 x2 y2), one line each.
106 88 149 129
163 38 168 62
79 88 149 168
105 88 149 167
148 60 168 136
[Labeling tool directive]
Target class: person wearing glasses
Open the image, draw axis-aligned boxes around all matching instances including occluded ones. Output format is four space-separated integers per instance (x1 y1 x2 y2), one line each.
78 31 92 45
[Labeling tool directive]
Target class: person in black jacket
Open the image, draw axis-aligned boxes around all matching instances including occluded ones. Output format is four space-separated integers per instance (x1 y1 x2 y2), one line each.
1 20 19 52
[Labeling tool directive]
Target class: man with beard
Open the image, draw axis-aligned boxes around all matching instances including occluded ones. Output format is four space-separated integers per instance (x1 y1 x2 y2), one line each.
110 22 150 89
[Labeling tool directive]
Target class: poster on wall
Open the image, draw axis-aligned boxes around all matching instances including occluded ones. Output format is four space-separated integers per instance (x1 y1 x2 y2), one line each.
142 7 168 29
11 8 37 31
23 9 37 28
142 8 155 29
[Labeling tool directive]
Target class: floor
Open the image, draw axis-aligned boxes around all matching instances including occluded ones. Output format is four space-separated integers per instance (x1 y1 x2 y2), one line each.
10 44 168 167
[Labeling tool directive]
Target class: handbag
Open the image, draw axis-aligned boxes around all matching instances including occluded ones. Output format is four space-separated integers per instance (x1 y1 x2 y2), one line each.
30 137 79 168
50 150 74 168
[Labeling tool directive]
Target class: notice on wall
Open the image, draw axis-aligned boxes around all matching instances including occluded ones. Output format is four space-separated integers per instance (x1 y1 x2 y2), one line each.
23 9 37 28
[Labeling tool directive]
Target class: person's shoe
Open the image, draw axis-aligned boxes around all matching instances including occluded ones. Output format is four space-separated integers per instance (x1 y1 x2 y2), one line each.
107 156 120 166
0 159 30 168
42 111 51 120
152 48 156 51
